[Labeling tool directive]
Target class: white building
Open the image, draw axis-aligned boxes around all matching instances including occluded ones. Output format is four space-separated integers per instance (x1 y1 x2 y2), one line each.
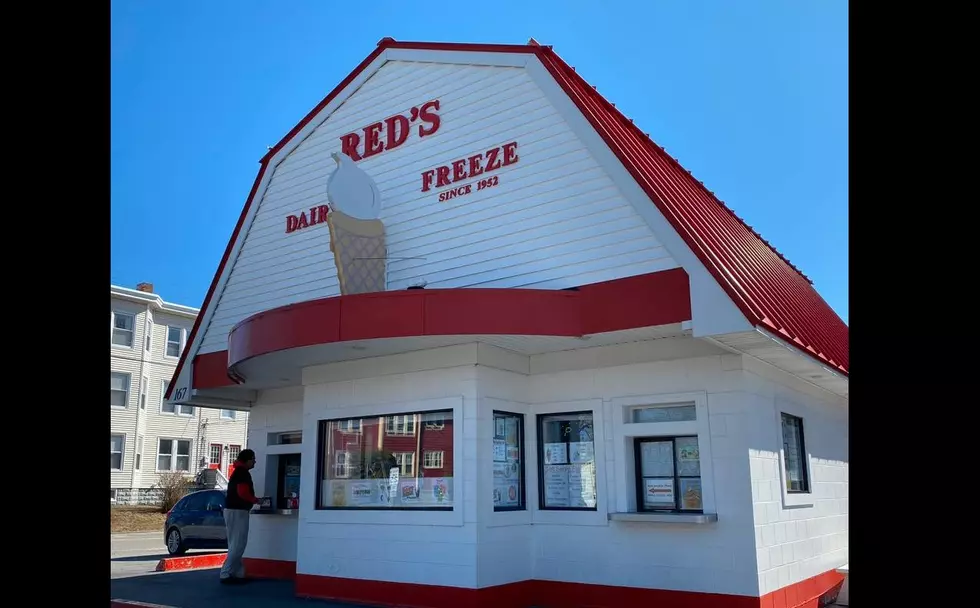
165 39 847 608
111 282 248 504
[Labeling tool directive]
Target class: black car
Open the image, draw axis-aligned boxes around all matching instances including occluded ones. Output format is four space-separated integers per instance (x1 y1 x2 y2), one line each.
163 489 228 555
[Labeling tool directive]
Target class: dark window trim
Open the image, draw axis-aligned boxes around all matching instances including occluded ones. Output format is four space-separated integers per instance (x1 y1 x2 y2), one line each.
314 408 455 512
536 410 598 512
633 435 704 514
780 412 811 494
492 410 527 512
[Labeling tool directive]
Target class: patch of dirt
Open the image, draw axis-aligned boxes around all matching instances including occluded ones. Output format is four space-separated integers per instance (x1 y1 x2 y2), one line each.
111 505 166 533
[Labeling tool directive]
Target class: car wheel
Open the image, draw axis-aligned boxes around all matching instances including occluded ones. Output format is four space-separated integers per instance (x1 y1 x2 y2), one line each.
166 527 186 556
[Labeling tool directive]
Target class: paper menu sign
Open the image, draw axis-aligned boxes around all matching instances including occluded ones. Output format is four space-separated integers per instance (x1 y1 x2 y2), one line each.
569 441 594 464
544 443 567 464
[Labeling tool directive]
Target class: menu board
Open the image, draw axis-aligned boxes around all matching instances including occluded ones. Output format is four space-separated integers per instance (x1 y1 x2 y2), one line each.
492 413 523 508
324 477 454 508
640 441 674 477
543 462 596 508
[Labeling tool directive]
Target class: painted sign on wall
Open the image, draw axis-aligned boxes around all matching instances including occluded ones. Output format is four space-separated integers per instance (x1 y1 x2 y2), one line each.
421 141 520 202
340 99 441 161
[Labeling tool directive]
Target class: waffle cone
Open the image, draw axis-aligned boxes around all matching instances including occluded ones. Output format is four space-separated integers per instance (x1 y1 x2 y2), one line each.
327 209 387 295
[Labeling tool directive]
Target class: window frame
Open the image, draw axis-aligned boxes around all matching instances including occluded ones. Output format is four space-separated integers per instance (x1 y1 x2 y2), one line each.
156 438 193 473
135 434 144 470
422 450 444 469
165 326 183 359
111 372 131 409
314 408 462 513
492 409 527 512
221 409 237 420
633 435 704 514
111 434 125 471
776 405 815 508
536 409 599 512
111 310 136 348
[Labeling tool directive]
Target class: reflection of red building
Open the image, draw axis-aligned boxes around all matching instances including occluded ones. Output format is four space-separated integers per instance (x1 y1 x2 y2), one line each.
328 413 454 480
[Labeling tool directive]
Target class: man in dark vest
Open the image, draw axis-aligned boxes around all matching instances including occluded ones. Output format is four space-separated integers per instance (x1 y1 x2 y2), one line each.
220 448 259 584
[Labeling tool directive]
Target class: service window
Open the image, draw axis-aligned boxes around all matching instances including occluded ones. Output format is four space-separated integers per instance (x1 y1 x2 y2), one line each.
492 410 525 511
316 409 454 510
634 436 703 512
537 411 597 510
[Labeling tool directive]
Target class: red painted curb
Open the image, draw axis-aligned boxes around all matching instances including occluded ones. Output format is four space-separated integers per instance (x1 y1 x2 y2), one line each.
154 552 226 572
111 601 179 608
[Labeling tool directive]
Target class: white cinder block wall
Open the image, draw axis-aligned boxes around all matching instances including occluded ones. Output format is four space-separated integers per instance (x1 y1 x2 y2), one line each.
744 360 849 596
297 360 480 588
243 387 303 564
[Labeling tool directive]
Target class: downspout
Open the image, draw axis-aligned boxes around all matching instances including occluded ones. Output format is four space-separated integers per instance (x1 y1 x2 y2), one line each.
129 302 152 493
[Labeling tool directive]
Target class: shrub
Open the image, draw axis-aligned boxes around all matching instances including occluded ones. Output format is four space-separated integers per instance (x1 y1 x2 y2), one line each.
156 471 193 513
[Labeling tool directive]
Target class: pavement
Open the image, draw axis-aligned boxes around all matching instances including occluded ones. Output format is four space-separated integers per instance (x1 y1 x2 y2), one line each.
110 532 363 608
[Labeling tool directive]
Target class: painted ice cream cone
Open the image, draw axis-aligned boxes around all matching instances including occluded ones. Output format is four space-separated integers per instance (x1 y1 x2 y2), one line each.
325 152 387 295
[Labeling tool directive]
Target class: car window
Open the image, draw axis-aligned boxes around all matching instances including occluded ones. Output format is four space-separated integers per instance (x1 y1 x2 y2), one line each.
182 492 209 511
205 491 225 511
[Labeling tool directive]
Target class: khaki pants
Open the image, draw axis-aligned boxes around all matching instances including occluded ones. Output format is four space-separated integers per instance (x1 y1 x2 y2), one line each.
219 508 250 579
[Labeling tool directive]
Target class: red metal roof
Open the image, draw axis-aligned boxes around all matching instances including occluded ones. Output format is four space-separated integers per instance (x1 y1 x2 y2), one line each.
166 38 847 398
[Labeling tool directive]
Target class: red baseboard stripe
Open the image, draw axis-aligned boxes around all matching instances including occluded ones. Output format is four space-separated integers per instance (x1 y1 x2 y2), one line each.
154 552 226 572
243 557 843 608
242 557 297 580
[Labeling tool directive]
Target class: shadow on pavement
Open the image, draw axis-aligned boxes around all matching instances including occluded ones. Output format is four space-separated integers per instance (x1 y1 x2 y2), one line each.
110 569 368 608
112 550 226 563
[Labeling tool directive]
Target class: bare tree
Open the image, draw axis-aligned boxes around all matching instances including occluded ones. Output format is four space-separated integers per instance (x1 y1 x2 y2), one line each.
155 471 193 513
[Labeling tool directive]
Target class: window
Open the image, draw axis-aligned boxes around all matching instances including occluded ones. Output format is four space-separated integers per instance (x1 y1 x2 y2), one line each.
493 410 526 511
111 434 125 470
221 409 236 420
537 412 596 510
424 415 445 430
780 413 810 493
140 376 148 410
394 452 415 476
161 381 193 415
157 438 191 472
112 311 135 347
631 404 697 423
423 451 444 469
385 414 416 436
317 409 453 510
277 431 303 444
135 435 144 470
228 445 241 465
166 326 183 358
337 419 361 433
110 372 131 408
634 436 703 512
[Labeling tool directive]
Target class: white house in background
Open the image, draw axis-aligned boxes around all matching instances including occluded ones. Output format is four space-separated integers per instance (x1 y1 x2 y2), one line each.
110 282 248 504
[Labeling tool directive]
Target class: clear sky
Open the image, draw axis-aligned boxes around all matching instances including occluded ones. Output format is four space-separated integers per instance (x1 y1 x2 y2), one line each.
111 0 848 322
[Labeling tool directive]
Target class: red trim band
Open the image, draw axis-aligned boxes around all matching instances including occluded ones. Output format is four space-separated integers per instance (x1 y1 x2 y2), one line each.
188 269 690 387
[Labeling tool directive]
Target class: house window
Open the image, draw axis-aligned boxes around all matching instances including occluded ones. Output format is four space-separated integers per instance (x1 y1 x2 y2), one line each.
221 409 236 420
493 410 526 511
161 381 193 415
780 413 810 493
136 435 144 470
537 411 597 510
166 326 183 358
112 312 135 347
634 436 703 512
423 450 444 469
317 409 454 510
111 434 125 470
385 414 416 436
228 445 241 464
139 376 148 410
337 419 361 433
394 452 415 476
157 438 191 472
110 372 131 408
424 415 445 429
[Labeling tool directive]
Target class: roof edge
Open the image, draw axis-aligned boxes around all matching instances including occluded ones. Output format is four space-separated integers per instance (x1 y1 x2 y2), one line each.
111 285 199 317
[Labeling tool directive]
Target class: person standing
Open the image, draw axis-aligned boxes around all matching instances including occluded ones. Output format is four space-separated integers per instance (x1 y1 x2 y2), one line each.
220 448 259 585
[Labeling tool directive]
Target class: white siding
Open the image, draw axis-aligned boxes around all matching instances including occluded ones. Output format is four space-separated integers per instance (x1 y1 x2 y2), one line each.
199 60 678 353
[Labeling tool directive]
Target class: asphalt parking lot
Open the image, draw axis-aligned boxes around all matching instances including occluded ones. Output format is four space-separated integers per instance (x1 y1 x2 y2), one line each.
110 532 361 608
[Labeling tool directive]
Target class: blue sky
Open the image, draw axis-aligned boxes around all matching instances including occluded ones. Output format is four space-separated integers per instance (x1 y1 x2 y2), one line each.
111 0 848 322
